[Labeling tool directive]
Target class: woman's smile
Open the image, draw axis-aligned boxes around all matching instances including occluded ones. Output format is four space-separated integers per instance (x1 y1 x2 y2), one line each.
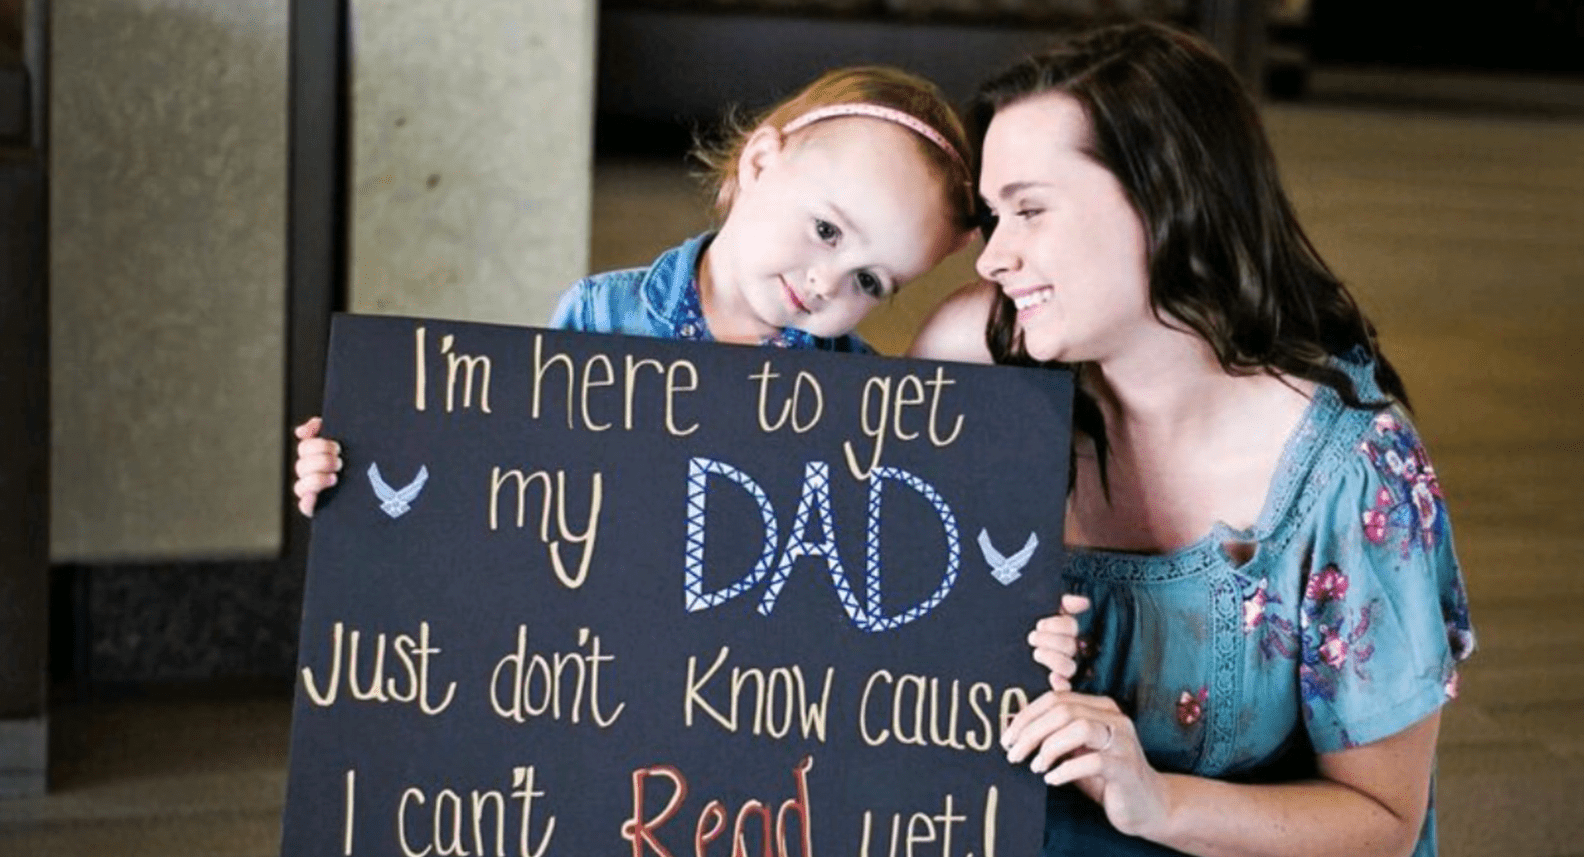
1008 285 1055 319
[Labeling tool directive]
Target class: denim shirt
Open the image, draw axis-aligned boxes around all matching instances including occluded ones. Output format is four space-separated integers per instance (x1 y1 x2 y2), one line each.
548 232 872 353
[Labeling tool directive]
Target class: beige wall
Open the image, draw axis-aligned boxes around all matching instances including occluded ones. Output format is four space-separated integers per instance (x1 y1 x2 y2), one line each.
49 0 596 561
50 0 289 561
349 0 595 325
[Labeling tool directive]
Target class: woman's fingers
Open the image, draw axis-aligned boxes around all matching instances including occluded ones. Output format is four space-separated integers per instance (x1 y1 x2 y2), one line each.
1030 614 1080 646
1028 716 1116 774
1059 593 1092 616
1043 747 1108 787
1029 600 1086 689
1003 691 1114 764
1032 648 1077 681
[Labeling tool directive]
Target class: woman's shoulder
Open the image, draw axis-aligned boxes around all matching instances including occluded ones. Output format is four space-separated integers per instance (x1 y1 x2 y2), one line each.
1275 355 1451 551
1308 351 1414 467
907 280 998 363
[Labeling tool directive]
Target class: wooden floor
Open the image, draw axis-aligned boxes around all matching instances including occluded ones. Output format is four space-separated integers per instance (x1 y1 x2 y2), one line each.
3 84 1583 855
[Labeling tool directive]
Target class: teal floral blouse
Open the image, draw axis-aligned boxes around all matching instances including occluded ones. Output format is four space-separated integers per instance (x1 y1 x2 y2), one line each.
1044 355 1476 856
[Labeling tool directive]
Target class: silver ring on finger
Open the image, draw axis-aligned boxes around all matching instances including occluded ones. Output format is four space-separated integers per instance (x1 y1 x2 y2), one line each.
1098 722 1115 752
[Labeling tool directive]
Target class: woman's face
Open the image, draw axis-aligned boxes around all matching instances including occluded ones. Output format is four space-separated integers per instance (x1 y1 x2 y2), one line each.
974 92 1153 364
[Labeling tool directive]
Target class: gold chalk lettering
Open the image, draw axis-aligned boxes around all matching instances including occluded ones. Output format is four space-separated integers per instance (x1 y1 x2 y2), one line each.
441 334 492 413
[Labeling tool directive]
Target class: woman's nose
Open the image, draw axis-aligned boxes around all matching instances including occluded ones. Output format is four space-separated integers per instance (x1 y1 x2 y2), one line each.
975 226 1019 282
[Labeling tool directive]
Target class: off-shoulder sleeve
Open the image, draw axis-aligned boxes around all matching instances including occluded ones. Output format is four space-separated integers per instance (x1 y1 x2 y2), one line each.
1300 407 1476 753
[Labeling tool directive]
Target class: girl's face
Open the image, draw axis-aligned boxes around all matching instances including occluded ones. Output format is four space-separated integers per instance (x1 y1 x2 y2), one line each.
974 92 1153 365
711 118 963 340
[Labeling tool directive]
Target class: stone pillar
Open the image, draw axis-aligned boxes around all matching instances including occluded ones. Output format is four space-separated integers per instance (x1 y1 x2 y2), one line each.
49 1 289 560
348 0 596 324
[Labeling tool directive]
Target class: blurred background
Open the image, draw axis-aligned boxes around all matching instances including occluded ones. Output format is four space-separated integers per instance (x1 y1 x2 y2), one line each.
1 0 1581 854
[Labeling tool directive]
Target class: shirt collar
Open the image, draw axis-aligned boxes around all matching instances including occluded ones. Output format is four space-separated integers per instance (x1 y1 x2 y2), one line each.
640 232 820 349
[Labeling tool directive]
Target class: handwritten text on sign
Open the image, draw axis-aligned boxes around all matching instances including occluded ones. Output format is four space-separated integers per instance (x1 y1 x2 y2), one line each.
279 315 1073 856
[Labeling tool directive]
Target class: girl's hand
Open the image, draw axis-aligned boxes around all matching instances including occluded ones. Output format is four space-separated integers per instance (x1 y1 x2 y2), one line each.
293 417 343 518
1003 690 1172 840
1029 593 1090 691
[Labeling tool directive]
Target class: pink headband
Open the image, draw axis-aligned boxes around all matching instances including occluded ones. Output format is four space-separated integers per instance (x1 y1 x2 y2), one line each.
780 103 967 172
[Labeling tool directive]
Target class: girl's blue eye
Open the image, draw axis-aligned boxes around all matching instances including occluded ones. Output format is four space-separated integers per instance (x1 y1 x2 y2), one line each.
856 271 884 298
815 219 840 243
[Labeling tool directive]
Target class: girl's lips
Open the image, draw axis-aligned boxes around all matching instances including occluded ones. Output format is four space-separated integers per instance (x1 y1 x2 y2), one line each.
782 277 811 314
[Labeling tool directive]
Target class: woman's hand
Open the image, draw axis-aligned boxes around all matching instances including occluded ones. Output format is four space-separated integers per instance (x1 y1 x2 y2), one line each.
1029 593 1090 691
293 416 343 518
1003 690 1173 840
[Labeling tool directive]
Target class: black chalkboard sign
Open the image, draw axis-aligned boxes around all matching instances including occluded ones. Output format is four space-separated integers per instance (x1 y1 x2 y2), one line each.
280 314 1074 856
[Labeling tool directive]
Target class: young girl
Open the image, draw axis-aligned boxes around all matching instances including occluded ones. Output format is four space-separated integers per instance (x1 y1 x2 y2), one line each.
294 65 976 516
911 22 1474 857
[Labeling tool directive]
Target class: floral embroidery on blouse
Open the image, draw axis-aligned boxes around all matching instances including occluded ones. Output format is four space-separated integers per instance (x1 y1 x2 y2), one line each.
1441 558 1477 667
1299 564 1379 722
1441 571 1477 696
1359 412 1446 557
1176 687 1208 727
1246 561 1384 741
1239 573 1298 660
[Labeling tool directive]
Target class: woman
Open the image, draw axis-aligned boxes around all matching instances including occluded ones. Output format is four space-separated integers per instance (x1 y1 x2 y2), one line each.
909 22 1475 857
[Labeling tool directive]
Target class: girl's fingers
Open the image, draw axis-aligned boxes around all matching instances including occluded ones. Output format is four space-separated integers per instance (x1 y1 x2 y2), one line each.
291 418 333 518
294 416 323 440
1060 593 1092 615
295 437 340 459
295 472 337 497
295 449 343 480
294 471 338 518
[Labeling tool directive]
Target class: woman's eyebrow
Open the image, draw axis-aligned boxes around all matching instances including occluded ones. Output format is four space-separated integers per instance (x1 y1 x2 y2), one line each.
993 180 1051 201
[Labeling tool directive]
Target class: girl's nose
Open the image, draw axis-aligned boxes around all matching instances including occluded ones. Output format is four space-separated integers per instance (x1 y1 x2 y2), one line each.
806 269 837 300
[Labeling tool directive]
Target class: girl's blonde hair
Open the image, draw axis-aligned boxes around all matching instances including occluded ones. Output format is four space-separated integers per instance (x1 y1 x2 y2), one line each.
694 66 976 232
